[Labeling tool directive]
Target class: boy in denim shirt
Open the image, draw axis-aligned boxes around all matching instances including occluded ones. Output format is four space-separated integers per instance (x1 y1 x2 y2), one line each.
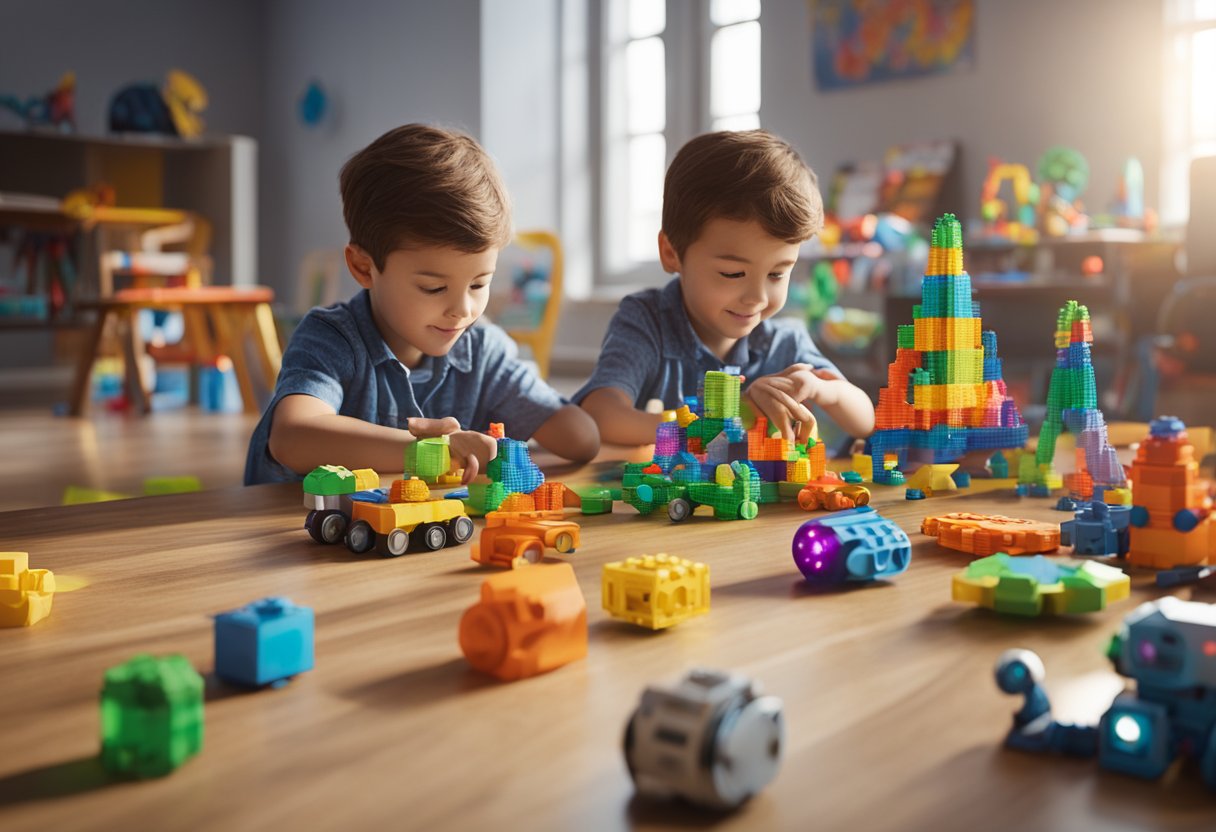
576 130 875 445
246 124 599 484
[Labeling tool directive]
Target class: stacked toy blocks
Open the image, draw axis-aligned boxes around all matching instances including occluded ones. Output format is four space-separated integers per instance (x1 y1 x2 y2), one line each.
1127 416 1215 569
921 512 1061 556
0 551 55 627
100 654 204 778
466 423 546 514
602 554 710 630
214 597 315 688
953 554 1129 616
869 214 1028 484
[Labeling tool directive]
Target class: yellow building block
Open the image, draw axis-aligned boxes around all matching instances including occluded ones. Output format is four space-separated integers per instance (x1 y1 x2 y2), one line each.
913 316 981 351
0 552 55 627
911 383 984 411
852 453 873 481
904 463 960 494
352 468 380 491
714 464 735 486
1103 487 1133 506
602 554 710 630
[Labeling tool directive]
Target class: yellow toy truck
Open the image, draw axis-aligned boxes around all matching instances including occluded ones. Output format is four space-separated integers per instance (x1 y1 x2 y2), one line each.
344 477 475 557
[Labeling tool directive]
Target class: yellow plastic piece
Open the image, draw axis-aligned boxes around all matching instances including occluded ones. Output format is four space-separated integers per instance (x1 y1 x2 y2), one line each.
498 492 537 513
852 453 873 481
675 405 698 428
352 468 380 491
0 553 55 628
601 553 710 630
1103 487 1133 506
904 463 960 494
352 492 467 535
714 463 735 486
787 457 811 483
661 410 678 423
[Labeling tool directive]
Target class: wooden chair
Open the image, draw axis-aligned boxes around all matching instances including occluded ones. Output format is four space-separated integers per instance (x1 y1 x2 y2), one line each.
497 230 563 378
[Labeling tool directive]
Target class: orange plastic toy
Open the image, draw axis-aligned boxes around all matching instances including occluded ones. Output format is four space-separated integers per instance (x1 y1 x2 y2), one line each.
458 562 587 681
797 476 871 511
1127 417 1215 569
921 512 1061 556
470 510 581 568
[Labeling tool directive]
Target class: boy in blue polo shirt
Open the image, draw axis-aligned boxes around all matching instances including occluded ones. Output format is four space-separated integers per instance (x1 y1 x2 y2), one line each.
576 130 875 446
245 124 599 485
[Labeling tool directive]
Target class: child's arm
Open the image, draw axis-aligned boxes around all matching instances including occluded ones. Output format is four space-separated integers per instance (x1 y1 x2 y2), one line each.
746 364 875 440
530 404 601 462
579 386 664 446
268 394 498 483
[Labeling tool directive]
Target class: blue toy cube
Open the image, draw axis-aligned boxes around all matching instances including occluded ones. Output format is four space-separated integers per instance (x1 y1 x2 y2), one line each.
214 597 314 687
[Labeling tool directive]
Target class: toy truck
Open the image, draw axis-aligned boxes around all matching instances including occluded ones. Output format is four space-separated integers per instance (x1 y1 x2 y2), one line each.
302 465 382 544
471 510 580 568
797 475 871 512
344 477 474 557
666 461 761 522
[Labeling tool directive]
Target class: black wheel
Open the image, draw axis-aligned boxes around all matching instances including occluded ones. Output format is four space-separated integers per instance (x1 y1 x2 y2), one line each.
307 509 347 544
668 498 693 522
376 528 410 558
450 515 475 544
344 519 375 554
422 523 448 551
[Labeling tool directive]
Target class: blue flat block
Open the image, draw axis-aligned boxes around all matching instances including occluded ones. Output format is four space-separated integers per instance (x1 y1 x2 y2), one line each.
214 597 315 688
905 488 926 500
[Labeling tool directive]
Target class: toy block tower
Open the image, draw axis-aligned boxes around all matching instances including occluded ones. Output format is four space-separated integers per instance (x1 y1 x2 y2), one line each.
1020 301 1124 499
870 214 1028 484
468 423 545 514
1127 417 1215 569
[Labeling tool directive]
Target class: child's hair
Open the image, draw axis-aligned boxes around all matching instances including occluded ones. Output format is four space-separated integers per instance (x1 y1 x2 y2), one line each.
339 123 512 270
661 129 824 258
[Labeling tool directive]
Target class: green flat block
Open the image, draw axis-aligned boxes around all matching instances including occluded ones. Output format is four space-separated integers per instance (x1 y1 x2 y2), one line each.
62 485 133 505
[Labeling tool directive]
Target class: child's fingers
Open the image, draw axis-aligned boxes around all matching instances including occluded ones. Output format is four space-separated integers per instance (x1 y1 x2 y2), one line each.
460 453 479 484
766 387 814 426
407 416 461 438
795 412 817 445
753 389 794 441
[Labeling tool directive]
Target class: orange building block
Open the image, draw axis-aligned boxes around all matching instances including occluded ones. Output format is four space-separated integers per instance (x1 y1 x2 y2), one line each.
471 510 581 568
458 562 587 680
530 482 570 511
1127 419 1215 569
921 512 1061 556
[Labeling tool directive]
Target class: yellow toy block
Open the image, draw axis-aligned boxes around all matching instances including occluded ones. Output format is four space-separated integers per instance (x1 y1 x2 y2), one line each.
852 453 873 481
0 552 55 627
787 457 811 483
601 554 710 630
352 468 380 491
675 405 698 428
1103 487 1133 506
904 463 960 494
913 316 981 351
714 464 735 486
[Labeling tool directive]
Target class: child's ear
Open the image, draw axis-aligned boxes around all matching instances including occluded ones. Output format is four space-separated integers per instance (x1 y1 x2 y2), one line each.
345 244 376 289
657 231 681 274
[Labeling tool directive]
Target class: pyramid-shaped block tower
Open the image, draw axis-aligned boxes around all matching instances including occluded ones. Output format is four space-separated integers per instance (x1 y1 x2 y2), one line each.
870 214 1028 484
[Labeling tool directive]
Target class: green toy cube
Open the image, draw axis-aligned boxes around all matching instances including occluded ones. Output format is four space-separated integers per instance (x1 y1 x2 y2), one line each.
404 436 451 481
100 654 204 778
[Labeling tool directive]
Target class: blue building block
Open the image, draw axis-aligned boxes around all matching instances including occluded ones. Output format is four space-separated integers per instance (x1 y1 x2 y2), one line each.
951 470 972 488
1054 496 1079 512
791 506 912 585
214 597 315 688
905 488 926 500
1060 500 1131 557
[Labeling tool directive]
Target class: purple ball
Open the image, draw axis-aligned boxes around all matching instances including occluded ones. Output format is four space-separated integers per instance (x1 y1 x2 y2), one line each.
792 521 845 584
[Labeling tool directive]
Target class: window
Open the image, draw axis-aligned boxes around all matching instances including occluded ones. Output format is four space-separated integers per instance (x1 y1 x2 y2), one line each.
598 0 762 286
1163 0 1216 223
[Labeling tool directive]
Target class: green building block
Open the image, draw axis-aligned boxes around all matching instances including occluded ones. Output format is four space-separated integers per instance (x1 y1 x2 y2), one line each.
302 465 358 496
574 485 615 515
702 371 741 420
100 654 204 778
404 436 451 481
143 476 202 496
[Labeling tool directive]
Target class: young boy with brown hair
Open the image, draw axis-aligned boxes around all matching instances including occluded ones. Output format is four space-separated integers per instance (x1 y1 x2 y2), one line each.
576 129 875 445
245 124 599 485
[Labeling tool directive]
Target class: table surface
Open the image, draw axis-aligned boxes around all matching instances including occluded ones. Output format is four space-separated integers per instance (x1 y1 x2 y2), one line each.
1 463 1213 832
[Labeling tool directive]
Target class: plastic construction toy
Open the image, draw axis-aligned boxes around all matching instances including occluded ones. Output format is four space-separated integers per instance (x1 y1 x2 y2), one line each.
602 554 710 630
214 597 314 688
1155 565 1216 589
980 160 1040 244
470 510 580 568
458 562 587 681
1127 417 1215 570
345 477 475 557
792 506 912 585
905 488 926 500
669 461 761 522
953 554 1129 616
624 668 784 810
869 214 1028 485
921 512 1060 556
0 552 55 627
302 465 381 544
904 463 960 496
994 598 1216 789
465 423 583 514
1061 500 1131 558
796 476 871 512
100 654 204 778
403 435 456 484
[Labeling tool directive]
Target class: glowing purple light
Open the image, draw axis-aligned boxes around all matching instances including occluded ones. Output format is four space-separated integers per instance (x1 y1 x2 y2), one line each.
792 521 843 583
1137 640 1157 664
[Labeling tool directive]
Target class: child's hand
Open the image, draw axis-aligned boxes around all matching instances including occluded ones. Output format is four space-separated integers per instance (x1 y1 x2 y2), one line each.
745 365 824 442
406 418 498 484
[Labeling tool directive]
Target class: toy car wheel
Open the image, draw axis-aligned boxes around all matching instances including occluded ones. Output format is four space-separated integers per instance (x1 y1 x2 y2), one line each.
554 532 576 553
450 515 474 544
668 498 693 523
344 520 376 554
853 490 870 507
520 541 544 563
376 528 410 557
422 523 448 551
739 501 759 520
308 509 347 544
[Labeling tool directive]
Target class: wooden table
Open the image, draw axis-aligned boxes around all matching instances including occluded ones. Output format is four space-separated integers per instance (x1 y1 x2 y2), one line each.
1 468 1213 832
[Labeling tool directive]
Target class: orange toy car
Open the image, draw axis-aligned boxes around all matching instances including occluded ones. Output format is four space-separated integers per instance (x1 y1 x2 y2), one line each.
921 512 1061 556
797 477 871 512
470 510 581 568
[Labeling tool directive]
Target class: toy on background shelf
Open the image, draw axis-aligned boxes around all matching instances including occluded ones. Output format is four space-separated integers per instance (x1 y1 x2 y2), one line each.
602 554 710 630
302 465 381 544
470 510 580 569
792 506 912 585
0 552 55 627
1126 417 1215 570
458 562 587 681
921 513 1060 557
0 71 75 132
953 554 1129 616
869 215 1029 485
213 597 314 689
100 654 204 778
344 476 475 557
994 597 1216 790
1061 500 1132 558
980 160 1039 244
1019 302 1124 500
624 668 784 811
108 69 208 138
1036 146 1089 238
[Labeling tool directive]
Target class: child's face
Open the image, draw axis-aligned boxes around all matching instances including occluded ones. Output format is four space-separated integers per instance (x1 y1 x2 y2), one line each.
346 243 497 367
660 217 800 355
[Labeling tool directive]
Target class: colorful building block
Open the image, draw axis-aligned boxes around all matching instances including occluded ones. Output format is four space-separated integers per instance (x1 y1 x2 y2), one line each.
1127 417 1215 569
953 554 1130 616
100 654 204 778
470 510 580 568
458 562 587 681
0 552 54 627
792 506 912 584
214 597 315 688
601 554 710 630
345 477 474 557
1061 500 1132 557
922 512 1061 556
796 477 871 511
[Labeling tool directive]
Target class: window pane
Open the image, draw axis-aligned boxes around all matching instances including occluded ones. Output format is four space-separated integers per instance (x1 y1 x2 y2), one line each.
629 0 665 39
711 0 760 26
711 21 761 118
712 113 761 131
628 133 665 262
627 36 666 134
1196 0 1216 21
1193 28 1216 139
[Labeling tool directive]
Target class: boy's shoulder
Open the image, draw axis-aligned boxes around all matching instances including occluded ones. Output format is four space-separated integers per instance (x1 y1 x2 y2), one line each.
609 277 684 340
